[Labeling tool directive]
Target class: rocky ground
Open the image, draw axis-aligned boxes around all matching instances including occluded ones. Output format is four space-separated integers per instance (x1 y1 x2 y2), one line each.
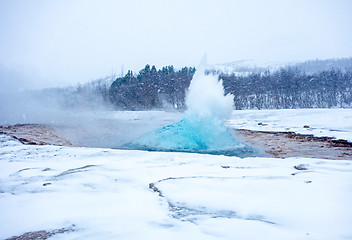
0 124 73 147
6 227 75 240
235 129 352 160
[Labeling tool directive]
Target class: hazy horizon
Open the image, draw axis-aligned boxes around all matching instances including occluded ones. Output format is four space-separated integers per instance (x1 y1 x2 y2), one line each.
1 0 352 90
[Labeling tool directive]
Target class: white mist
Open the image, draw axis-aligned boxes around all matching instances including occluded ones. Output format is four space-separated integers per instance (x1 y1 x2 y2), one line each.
185 55 234 121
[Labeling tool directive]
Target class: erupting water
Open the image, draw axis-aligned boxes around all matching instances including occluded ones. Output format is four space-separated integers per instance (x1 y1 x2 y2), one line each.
128 57 254 156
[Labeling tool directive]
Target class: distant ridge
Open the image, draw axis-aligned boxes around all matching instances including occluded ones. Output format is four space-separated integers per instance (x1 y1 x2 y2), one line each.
208 57 352 76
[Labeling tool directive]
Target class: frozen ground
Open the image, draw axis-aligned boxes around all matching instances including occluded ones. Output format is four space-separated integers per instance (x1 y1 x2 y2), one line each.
1 108 352 239
1 132 352 239
228 108 352 142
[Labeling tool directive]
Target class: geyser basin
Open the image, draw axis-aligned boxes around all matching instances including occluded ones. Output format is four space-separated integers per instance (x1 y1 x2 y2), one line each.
127 113 255 157
126 57 255 157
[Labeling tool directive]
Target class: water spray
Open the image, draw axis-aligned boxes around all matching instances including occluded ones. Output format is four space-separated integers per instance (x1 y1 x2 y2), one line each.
128 56 254 156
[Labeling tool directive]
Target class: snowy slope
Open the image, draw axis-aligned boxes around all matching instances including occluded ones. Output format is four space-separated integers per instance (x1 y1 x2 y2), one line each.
207 60 293 76
1 134 352 240
228 108 352 142
208 58 352 76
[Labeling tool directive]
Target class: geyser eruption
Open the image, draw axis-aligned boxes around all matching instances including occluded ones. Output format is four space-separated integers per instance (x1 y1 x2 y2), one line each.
185 56 233 121
129 57 253 156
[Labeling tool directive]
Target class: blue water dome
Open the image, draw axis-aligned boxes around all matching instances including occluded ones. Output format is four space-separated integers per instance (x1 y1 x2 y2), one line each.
129 114 253 156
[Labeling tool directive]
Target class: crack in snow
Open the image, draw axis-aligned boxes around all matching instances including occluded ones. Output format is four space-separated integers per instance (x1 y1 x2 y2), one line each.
149 176 277 225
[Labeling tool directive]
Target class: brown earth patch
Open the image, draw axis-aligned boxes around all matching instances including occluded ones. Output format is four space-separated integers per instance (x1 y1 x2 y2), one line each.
235 129 352 160
0 124 73 146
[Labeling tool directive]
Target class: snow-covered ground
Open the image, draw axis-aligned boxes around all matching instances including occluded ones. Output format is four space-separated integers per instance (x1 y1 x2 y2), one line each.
1 108 352 239
1 130 352 239
228 108 352 142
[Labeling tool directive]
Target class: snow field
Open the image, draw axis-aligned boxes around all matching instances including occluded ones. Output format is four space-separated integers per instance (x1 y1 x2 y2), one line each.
1 134 352 239
228 108 352 142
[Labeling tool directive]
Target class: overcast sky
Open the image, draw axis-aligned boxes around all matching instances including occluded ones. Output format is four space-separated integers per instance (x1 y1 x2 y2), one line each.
1 0 352 88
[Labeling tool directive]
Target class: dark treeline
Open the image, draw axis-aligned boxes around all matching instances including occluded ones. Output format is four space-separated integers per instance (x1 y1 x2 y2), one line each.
109 65 195 110
220 68 352 109
108 64 352 110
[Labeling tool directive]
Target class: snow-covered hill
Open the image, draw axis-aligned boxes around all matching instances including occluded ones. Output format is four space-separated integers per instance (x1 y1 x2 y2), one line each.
208 59 292 76
208 57 352 75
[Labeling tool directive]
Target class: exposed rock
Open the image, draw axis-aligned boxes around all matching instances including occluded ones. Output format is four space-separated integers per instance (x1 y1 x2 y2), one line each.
6 226 75 240
294 164 308 170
